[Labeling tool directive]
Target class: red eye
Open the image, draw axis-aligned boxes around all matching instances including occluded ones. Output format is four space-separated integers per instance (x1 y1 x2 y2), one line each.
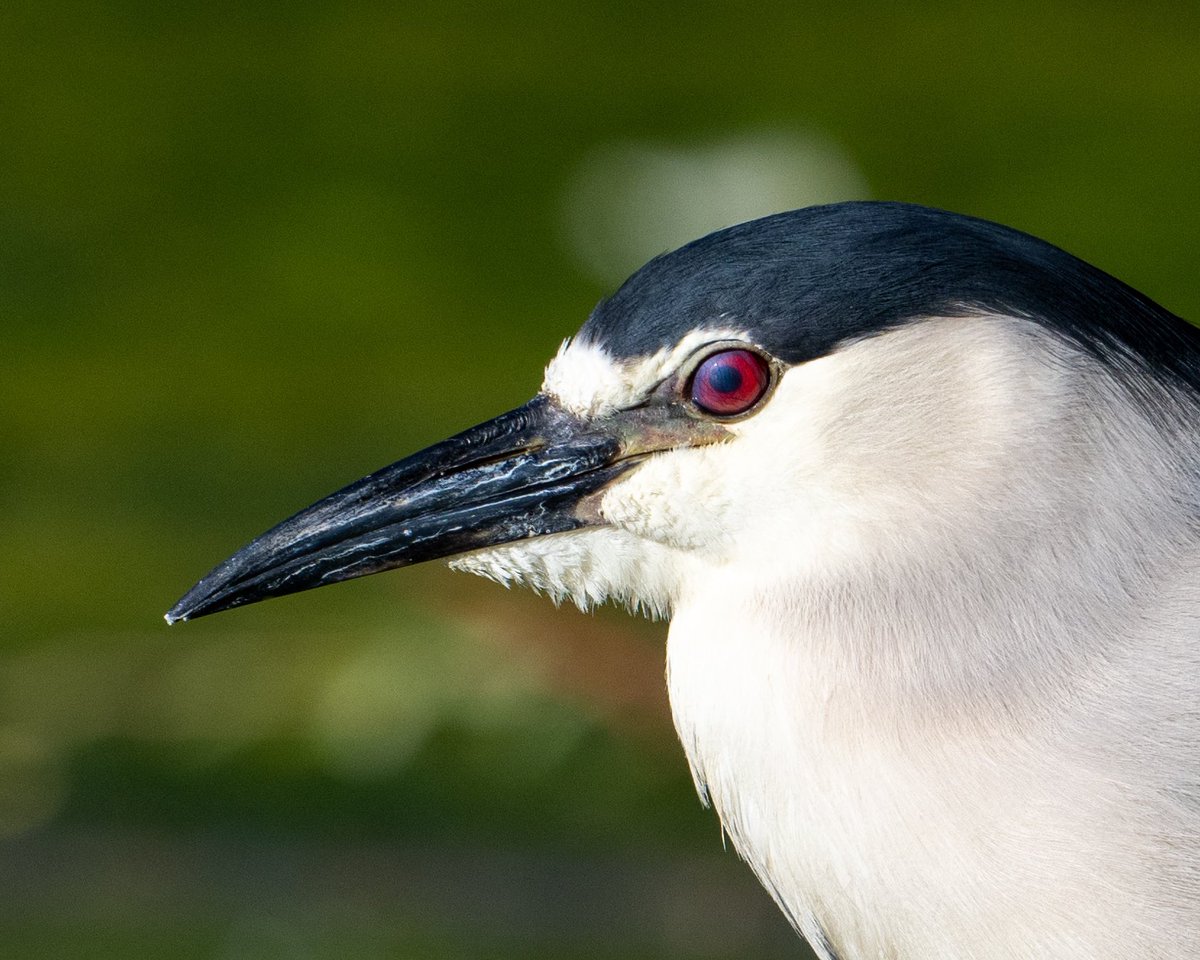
689 349 771 416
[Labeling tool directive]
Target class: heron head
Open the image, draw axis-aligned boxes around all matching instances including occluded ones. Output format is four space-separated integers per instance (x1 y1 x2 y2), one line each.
168 201 1196 624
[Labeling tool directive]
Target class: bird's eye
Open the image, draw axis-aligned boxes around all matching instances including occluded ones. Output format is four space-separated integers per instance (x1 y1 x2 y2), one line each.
689 349 771 417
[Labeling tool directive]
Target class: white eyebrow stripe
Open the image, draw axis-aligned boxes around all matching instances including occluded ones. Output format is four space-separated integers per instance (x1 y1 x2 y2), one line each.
542 327 755 417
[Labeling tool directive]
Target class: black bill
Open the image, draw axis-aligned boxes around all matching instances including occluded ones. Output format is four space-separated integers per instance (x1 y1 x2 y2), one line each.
166 394 721 623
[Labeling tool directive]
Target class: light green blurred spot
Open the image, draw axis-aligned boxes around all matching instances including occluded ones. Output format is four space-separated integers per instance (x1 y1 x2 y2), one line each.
562 129 870 287
312 616 589 780
0 726 66 839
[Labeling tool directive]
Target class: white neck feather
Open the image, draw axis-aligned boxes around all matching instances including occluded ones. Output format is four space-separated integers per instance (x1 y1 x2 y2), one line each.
454 315 1200 957
664 318 1200 958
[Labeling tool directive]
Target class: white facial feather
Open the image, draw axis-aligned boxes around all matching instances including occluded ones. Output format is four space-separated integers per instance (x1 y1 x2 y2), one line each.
456 314 1200 959
454 324 754 618
541 326 750 416
449 526 680 619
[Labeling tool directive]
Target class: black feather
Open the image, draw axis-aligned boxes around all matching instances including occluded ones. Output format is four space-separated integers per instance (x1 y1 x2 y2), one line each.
581 201 1200 394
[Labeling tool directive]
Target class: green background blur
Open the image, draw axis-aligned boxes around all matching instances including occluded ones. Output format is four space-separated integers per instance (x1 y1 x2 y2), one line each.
3 2 1199 957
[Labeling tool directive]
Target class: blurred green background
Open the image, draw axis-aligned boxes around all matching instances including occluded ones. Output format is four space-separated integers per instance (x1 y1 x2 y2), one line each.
3 2 1199 957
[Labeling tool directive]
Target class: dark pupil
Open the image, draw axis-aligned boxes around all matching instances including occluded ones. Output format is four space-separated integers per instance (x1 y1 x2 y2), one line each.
709 363 743 394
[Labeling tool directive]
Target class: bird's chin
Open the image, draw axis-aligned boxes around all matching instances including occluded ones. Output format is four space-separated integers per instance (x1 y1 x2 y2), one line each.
448 526 678 619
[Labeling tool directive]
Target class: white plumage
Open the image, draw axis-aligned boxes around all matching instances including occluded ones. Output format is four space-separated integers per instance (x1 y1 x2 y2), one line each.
459 315 1200 958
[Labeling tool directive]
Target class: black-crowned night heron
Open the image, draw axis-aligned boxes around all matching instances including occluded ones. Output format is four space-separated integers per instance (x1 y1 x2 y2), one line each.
168 201 1200 959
